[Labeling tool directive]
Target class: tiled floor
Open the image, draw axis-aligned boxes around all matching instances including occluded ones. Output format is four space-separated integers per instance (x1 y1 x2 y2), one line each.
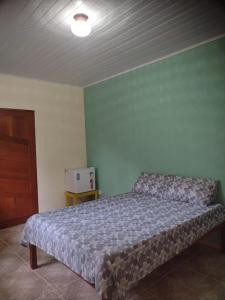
0 225 225 300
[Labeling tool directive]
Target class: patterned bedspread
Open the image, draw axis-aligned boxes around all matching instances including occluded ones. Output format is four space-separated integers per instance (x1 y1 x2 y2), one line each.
21 193 225 300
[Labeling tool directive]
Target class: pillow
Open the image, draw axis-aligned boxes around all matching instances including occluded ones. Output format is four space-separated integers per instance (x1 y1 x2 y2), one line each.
132 172 218 205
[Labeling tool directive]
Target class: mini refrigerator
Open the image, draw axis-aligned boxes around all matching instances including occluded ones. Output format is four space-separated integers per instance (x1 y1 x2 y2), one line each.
64 167 95 193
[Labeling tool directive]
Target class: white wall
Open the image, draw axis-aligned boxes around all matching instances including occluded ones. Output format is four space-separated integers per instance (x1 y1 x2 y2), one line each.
0 73 86 212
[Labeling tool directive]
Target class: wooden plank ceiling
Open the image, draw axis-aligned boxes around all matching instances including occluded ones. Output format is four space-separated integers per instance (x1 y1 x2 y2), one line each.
0 0 224 86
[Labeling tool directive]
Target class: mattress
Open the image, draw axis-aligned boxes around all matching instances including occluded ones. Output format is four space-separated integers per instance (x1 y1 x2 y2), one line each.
21 192 225 300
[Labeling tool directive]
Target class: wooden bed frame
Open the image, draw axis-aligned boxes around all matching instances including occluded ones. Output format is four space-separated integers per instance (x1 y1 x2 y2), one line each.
29 222 225 289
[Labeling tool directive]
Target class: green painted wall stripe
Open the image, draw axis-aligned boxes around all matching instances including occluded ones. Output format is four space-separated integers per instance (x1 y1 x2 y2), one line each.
84 37 225 203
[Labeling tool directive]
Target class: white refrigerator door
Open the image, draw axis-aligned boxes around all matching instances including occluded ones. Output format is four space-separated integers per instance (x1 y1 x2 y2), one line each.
75 167 95 193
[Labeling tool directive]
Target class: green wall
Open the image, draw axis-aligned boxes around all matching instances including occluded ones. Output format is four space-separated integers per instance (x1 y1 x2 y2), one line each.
84 37 225 203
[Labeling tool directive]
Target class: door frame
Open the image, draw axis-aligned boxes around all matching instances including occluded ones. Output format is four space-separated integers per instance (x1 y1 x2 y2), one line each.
0 108 38 228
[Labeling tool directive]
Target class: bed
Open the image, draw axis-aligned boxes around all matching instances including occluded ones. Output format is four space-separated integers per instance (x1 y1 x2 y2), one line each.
21 173 225 300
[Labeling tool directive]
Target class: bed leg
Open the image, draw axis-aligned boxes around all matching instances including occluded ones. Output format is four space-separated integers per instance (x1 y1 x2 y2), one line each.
222 223 225 253
29 243 37 269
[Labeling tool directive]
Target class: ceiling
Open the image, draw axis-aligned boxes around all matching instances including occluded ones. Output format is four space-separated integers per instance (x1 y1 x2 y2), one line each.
0 0 225 87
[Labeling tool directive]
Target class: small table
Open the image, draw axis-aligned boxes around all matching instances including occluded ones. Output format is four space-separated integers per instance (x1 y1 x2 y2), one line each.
65 190 99 206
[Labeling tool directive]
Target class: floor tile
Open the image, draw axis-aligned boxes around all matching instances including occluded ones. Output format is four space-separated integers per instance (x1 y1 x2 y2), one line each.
0 263 56 300
0 239 28 258
162 265 206 291
35 290 62 300
186 274 220 299
0 226 23 245
134 264 205 300
56 279 100 300
35 260 79 285
197 280 225 300
0 253 25 276
188 251 225 280
149 280 199 300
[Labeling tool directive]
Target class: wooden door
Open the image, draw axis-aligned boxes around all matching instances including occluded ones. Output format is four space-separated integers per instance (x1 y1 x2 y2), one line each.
0 108 38 228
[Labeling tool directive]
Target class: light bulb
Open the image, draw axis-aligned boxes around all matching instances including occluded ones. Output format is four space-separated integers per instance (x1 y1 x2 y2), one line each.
71 13 91 37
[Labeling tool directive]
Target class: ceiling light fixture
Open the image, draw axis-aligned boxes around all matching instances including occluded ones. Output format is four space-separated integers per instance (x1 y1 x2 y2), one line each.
71 13 91 37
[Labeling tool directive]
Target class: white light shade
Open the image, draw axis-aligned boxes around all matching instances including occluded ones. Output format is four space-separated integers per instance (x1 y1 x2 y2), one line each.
71 14 91 37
